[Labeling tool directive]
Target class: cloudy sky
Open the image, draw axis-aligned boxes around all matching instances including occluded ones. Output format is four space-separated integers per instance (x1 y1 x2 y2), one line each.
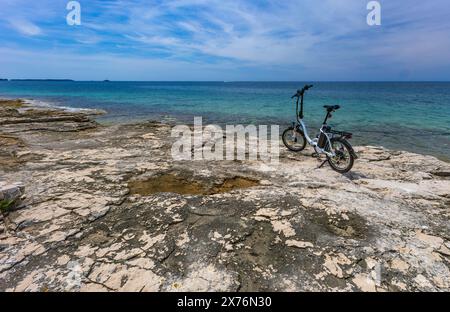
0 0 449 80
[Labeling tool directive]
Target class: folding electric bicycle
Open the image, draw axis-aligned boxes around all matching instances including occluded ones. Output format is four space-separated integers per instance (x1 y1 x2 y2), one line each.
282 85 357 173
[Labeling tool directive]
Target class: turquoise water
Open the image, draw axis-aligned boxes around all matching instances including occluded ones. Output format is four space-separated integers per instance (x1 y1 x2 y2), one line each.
1 81 449 160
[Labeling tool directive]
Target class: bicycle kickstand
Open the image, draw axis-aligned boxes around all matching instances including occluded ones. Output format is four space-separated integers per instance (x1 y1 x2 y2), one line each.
317 159 328 169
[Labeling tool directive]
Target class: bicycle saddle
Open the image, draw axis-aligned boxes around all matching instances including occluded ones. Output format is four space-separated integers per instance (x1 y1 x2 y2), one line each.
324 105 340 112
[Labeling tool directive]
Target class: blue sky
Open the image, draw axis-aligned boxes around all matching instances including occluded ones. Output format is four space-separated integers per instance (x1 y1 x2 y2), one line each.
0 0 449 81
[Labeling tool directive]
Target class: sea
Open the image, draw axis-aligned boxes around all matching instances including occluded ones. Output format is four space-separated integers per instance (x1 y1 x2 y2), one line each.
1 81 449 161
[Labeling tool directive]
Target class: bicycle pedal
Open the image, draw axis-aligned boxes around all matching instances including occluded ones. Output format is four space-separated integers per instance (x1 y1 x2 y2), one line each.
311 152 320 158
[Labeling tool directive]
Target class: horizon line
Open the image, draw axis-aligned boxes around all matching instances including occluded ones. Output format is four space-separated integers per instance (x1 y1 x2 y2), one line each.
2 79 450 83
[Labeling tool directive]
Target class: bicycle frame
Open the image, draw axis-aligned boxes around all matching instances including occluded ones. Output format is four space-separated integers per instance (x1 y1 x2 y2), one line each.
293 92 335 157
295 119 335 157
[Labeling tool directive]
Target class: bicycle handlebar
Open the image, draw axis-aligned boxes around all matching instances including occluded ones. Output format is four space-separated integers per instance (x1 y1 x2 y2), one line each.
291 84 314 98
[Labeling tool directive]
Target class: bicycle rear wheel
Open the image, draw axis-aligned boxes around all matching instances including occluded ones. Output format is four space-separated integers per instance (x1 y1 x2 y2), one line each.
326 138 354 173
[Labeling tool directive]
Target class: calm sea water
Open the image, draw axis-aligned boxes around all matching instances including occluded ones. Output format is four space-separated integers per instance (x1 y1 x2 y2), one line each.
1 81 449 161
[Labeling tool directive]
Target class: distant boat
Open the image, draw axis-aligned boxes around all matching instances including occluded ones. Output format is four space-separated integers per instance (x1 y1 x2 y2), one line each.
103 79 111 82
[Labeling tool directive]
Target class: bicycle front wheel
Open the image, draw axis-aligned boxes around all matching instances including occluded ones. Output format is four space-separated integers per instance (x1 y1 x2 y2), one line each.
282 127 306 152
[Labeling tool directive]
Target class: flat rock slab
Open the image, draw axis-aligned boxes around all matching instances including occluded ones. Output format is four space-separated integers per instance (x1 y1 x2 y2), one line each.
0 182 25 202
0 99 449 292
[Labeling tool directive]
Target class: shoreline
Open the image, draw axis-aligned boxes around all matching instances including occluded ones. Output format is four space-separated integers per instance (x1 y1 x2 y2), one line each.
1 98 450 292
1 97 449 163
0 97 107 115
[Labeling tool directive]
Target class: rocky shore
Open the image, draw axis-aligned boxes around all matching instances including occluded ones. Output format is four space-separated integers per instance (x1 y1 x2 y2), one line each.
0 99 449 292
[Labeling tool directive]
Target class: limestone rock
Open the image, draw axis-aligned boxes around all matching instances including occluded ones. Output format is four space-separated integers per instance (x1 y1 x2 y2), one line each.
0 182 25 210
0 99 449 292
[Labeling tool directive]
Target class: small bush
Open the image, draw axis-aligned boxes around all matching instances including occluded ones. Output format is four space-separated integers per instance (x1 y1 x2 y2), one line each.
0 199 15 213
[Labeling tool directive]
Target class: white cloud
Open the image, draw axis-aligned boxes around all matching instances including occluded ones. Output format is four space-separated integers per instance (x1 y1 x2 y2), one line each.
0 47 244 81
9 19 42 36
0 0 449 80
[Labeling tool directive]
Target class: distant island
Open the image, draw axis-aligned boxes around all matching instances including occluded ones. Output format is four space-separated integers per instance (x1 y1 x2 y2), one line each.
0 79 117 82
9 79 74 82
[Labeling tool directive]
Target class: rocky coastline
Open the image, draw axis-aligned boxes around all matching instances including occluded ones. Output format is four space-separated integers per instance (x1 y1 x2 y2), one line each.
0 99 449 292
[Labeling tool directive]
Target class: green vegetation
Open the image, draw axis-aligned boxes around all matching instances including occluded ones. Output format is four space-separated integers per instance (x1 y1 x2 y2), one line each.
0 199 15 213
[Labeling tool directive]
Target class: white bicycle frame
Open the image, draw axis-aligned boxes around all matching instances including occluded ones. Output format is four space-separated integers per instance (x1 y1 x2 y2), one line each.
296 119 336 157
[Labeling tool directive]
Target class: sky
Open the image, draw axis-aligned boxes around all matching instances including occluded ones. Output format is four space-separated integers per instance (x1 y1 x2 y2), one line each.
0 0 450 81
